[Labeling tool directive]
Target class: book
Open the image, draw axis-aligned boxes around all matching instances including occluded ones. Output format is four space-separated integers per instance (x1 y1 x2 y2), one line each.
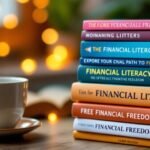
78 65 150 86
71 82 150 107
73 131 150 147
81 41 150 59
24 85 72 117
81 31 150 41
72 103 150 124
73 118 150 139
83 20 150 30
80 57 150 67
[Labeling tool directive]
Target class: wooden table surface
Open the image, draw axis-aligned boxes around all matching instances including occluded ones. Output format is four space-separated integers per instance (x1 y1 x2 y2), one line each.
0 118 149 150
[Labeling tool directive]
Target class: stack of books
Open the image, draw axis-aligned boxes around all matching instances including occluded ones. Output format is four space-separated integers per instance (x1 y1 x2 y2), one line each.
71 20 150 147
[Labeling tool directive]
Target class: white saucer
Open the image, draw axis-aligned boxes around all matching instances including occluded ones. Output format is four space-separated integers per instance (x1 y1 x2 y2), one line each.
0 118 41 136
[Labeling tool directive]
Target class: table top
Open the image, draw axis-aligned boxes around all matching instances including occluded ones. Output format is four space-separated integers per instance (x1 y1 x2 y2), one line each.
0 118 149 150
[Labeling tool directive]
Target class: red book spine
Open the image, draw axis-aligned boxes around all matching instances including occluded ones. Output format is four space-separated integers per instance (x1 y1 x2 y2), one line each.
83 20 150 30
72 103 150 124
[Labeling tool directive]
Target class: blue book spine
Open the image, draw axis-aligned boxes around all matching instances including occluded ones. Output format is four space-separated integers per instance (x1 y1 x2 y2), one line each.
80 57 150 67
81 41 150 58
78 65 150 86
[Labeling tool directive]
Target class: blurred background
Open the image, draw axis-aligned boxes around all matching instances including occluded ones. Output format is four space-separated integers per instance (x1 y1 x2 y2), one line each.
0 0 149 122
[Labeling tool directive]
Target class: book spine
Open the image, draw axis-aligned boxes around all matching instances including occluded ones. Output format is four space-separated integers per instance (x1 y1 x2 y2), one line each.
73 118 150 139
73 131 150 147
80 57 150 67
81 41 150 59
71 82 150 107
72 103 150 124
83 20 150 30
78 65 150 86
81 31 150 41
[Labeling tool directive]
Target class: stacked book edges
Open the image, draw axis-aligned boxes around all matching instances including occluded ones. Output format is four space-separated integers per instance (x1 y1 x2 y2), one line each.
71 20 150 147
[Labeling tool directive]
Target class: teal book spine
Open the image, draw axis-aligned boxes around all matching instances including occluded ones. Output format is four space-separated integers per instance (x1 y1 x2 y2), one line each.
80 57 150 67
81 41 150 58
77 65 150 86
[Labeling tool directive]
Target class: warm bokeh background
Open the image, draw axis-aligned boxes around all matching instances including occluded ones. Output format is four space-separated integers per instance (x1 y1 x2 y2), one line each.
0 0 149 120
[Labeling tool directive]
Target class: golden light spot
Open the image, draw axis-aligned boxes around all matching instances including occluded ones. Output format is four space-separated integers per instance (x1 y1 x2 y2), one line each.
45 54 65 70
3 14 18 29
45 45 68 70
33 0 49 9
53 45 68 61
0 42 10 57
32 8 48 23
21 58 37 75
16 0 30 4
48 113 58 123
41 28 59 45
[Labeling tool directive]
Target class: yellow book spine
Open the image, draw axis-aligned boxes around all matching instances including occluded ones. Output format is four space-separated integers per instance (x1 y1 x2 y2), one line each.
73 131 150 147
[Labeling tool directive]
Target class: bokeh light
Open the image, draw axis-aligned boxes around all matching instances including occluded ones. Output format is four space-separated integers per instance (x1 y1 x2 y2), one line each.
46 45 68 70
21 58 37 75
32 9 48 23
53 45 68 61
33 0 49 9
3 14 18 29
46 54 64 70
48 113 58 123
16 0 30 4
0 42 10 57
41 28 59 45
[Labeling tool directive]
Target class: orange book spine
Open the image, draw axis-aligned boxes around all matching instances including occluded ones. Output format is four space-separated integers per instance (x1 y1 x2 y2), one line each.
73 131 150 147
72 103 150 124
71 82 150 107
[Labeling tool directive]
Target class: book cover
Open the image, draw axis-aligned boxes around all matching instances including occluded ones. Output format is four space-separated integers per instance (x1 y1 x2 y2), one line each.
78 65 150 86
73 131 150 147
73 118 150 139
71 82 150 107
81 31 150 41
72 103 150 124
81 41 150 59
80 57 150 67
83 20 150 30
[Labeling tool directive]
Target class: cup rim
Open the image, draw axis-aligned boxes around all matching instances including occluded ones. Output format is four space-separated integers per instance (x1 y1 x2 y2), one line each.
0 77 28 84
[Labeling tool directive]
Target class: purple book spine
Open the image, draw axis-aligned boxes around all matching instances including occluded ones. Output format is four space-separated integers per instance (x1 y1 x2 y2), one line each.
81 31 150 41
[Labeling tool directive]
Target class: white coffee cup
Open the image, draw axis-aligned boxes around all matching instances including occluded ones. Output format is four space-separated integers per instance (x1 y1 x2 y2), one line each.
0 77 28 128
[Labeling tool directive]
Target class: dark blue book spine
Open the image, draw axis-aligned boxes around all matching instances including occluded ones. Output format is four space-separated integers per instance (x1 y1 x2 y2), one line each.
78 65 150 86
80 57 150 67
81 41 150 59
